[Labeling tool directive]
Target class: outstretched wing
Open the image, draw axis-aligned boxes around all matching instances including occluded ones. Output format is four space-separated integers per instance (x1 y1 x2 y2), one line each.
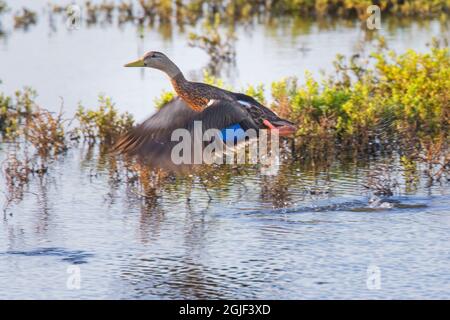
112 97 198 157
233 92 295 127
112 97 256 170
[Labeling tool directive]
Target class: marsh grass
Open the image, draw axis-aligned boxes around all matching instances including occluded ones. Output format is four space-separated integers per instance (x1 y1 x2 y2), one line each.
1 88 36 138
75 95 134 144
13 7 37 30
24 107 67 158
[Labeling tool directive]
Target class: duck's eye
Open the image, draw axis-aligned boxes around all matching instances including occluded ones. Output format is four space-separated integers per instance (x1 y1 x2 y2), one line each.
151 54 157 58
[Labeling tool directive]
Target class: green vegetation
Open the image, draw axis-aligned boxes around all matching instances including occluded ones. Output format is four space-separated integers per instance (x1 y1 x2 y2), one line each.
183 41 448 164
1 87 35 138
76 95 134 144
154 90 175 110
264 0 450 18
0 45 448 197
186 0 450 22
47 1 450 26
2 44 449 158
267 42 449 156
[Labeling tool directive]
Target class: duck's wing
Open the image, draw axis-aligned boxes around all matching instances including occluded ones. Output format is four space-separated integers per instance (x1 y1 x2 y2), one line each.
112 97 198 158
112 97 257 169
233 92 295 127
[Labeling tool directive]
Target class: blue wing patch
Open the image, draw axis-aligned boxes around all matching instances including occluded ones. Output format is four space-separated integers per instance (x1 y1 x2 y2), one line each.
220 124 246 144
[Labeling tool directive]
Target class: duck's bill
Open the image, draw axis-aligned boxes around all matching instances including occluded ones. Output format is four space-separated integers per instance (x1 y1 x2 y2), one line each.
124 58 145 67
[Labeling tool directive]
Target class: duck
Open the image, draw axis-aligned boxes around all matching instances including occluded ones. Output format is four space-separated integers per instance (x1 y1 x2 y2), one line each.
113 51 296 168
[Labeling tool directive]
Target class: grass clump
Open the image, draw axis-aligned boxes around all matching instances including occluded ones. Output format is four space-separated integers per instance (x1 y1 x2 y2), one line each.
0 87 36 138
25 107 67 157
154 90 175 110
76 95 134 144
0 92 15 135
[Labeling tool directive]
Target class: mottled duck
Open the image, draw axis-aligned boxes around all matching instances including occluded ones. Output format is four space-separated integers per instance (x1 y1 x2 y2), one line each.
114 51 296 169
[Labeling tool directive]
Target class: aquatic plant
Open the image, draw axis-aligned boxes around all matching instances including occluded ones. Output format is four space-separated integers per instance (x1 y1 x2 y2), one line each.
13 7 37 30
99 1 116 21
154 90 175 110
188 13 236 76
24 107 67 158
267 43 450 158
0 88 36 138
0 1 8 32
419 134 450 183
118 1 135 24
138 0 173 24
4 0 446 38
0 92 14 135
76 95 134 144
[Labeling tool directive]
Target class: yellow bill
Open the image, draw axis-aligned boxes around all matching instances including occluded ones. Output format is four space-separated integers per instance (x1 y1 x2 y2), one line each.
124 58 145 67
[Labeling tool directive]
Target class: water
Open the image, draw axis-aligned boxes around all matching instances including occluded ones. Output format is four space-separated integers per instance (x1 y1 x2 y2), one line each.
0 143 449 299
0 1 449 299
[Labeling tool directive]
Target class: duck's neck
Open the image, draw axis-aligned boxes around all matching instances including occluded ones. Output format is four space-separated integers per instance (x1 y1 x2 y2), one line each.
170 73 207 112
170 73 189 98
163 59 182 79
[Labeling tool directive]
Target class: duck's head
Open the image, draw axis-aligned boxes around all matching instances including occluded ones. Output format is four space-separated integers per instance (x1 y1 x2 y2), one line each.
124 51 181 78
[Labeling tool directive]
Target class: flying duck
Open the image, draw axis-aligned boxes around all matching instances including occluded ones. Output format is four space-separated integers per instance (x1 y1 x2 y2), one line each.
113 51 296 169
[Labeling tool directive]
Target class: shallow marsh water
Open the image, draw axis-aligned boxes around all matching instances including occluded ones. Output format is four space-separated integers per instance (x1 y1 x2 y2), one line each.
0 1 449 299
0 143 449 299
